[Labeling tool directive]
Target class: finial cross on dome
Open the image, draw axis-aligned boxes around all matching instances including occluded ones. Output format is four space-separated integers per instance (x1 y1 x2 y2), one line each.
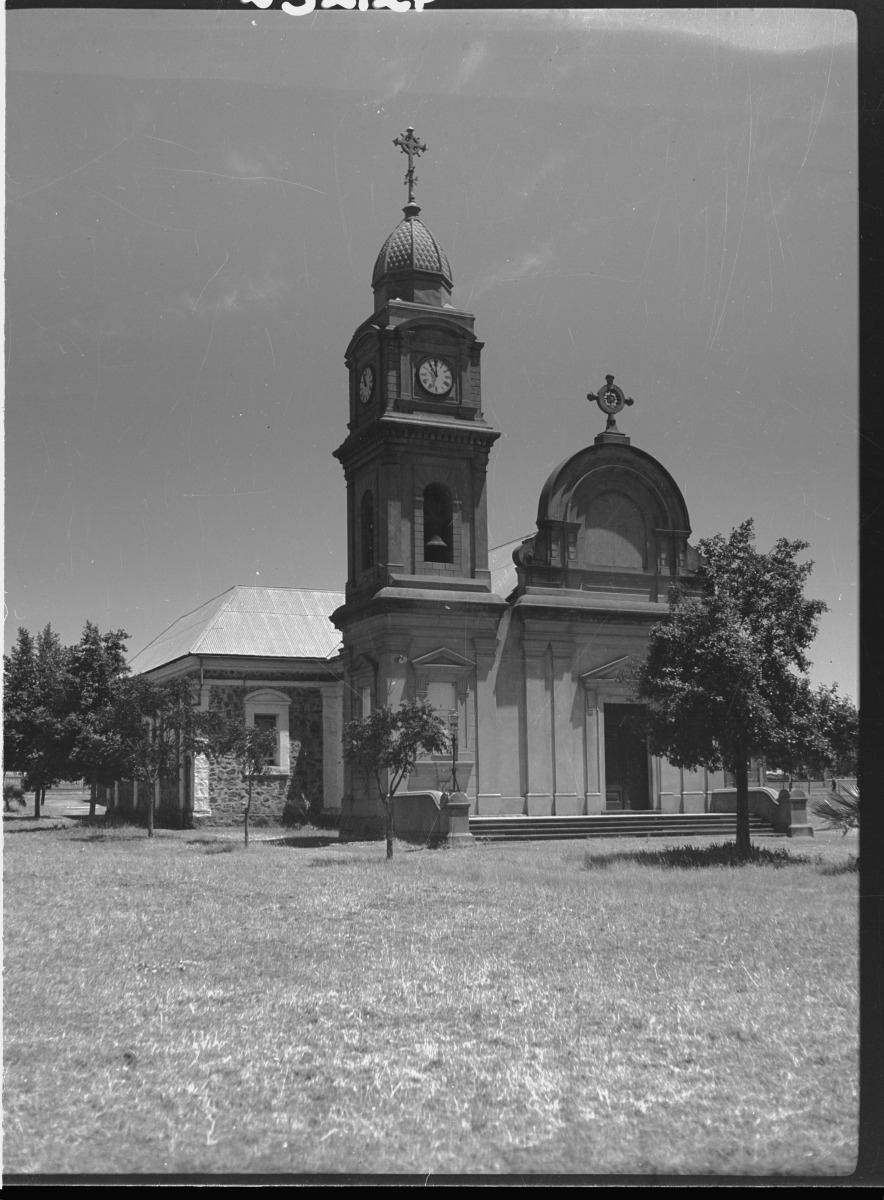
393 126 427 208
587 373 635 434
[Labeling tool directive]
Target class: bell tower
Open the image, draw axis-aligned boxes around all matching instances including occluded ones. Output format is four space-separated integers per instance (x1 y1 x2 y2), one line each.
333 128 500 600
332 129 505 836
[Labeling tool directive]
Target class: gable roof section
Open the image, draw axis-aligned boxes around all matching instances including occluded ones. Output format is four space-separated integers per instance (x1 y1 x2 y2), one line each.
129 586 344 675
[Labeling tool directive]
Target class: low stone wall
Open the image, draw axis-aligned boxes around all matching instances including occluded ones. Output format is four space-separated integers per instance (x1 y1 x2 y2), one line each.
711 786 784 825
394 791 475 847
710 786 814 837
393 790 445 842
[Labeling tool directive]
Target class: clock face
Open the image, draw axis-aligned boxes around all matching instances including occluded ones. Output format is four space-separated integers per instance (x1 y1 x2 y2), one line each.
418 357 453 397
359 365 374 405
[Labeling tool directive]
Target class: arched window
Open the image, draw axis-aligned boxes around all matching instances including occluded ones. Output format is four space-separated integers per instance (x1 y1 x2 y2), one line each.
423 484 453 563
360 491 375 571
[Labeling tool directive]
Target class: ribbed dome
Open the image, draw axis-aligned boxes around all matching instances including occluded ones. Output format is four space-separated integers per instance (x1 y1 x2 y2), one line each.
372 212 453 290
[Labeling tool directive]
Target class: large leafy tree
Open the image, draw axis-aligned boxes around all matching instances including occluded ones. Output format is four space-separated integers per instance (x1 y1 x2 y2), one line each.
3 627 38 784
342 698 450 860
117 675 207 836
66 623 132 818
634 519 845 858
3 625 72 818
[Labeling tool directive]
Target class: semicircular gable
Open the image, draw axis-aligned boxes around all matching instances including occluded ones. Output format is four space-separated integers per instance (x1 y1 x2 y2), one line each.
537 443 691 534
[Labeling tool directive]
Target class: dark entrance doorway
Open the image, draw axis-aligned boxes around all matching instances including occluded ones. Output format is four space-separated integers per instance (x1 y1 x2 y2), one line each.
604 704 650 810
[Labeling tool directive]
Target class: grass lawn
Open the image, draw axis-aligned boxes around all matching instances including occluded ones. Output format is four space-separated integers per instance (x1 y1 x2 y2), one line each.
3 819 858 1177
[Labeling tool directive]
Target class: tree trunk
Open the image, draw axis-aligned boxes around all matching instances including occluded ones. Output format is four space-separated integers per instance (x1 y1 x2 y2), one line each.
385 794 394 860
34 786 42 820
89 775 97 820
244 778 252 847
734 756 752 860
147 778 156 839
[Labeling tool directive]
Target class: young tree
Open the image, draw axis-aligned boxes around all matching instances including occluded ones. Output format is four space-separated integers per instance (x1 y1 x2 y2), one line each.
199 713 279 847
633 519 841 859
66 623 131 818
342 698 450 860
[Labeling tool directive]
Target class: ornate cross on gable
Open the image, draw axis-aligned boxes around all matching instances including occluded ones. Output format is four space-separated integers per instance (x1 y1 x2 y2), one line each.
393 126 427 207
587 374 635 433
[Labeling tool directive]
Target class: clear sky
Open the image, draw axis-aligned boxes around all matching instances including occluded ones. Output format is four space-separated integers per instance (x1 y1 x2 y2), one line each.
4 8 858 701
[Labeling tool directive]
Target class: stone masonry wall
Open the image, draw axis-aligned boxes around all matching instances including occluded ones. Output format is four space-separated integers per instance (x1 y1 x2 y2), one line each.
202 680 324 826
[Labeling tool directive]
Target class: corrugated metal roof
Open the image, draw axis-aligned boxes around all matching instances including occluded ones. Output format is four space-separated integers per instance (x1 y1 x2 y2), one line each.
130 586 344 675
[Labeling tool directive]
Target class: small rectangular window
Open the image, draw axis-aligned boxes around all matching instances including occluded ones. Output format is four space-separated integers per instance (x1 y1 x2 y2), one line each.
254 714 279 767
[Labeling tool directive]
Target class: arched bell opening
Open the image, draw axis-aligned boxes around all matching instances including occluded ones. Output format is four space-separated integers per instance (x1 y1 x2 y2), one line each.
423 484 454 564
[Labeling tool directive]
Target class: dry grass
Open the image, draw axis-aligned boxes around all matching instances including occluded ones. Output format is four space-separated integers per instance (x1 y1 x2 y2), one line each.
3 820 858 1177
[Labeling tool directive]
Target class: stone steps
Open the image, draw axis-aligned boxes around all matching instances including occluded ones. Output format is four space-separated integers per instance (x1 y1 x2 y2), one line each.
469 812 782 842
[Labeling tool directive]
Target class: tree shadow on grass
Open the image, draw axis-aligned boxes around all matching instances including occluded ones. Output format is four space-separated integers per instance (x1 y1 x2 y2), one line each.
69 830 151 843
265 835 341 849
581 842 811 870
3 820 73 834
817 855 859 876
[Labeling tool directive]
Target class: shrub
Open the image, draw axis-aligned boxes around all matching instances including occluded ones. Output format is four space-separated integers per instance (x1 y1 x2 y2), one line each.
4 784 26 811
811 784 859 835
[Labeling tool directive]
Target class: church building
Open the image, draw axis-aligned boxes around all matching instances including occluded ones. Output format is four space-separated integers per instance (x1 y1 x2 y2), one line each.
126 128 725 833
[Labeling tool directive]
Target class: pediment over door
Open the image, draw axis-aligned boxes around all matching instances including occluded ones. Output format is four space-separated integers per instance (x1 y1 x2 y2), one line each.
579 655 633 684
411 647 476 670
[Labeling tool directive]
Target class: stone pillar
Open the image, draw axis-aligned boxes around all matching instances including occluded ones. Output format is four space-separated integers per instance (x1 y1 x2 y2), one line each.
321 682 344 813
345 478 355 584
551 641 582 814
472 450 492 587
523 637 553 814
380 646 409 709
440 791 475 847
382 462 404 576
582 683 604 814
778 786 815 838
193 754 211 818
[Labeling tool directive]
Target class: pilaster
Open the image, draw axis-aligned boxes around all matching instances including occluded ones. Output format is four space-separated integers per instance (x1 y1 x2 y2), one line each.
321 681 344 812
550 640 583 814
473 636 500 814
581 680 604 814
523 636 553 814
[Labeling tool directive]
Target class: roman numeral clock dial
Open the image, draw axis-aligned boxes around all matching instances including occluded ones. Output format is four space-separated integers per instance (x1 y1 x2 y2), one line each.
418 356 453 397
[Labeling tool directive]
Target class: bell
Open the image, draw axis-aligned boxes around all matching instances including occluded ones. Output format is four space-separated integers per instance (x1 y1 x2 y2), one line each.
426 535 447 547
